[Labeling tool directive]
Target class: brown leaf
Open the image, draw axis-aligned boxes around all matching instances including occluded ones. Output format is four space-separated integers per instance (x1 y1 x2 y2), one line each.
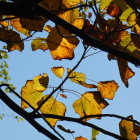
78 81 97 88
20 18 48 31
117 58 135 87
98 80 119 100
119 116 140 139
0 28 24 52
131 34 140 49
60 93 67 99
73 92 109 121
57 125 75 133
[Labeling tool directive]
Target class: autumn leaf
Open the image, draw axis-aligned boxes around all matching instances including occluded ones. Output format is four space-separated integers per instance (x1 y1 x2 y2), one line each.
9 17 30 36
51 66 64 78
117 58 135 87
92 128 99 140
98 80 119 100
20 18 48 31
73 92 108 120
38 95 66 127
33 73 49 92
0 28 24 52
31 38 48 51
67 69 86 84
60 93 67 99
75 136 88 140
78 81 97 88
57 125 75 133
47 26 79 60
43 25 52 32
100 0 113 10
21 80 44 109
119 116 140 139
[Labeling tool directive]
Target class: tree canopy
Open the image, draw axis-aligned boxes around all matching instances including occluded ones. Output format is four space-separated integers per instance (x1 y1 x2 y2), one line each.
0 0 140 139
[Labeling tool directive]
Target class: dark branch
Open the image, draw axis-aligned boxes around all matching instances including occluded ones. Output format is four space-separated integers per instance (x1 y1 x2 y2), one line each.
0 89 61 140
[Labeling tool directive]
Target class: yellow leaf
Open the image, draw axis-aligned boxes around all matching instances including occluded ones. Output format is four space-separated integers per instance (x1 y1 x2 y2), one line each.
31 38 48 51
72 18 85 29
73 92 109 120
67 69 86 84
98 80 119 100
119 116 140 139
117 58 135 87
75 136 88 140
51 66 64 78
38 95 66 127
127 12 140 34
9 17 30 36
33 73 49 92
0 28 24 52
67 0 83 6
21 80 44 109
43 25 52 32
47 26 79 60
20 18 48 31
100 0 113 10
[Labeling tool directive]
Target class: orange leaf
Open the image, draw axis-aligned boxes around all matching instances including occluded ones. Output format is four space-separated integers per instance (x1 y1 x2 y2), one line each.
78 81 97 88
60 93 67 99
117 58 135 87
0 28 24 52
73 92 108 120
47 26 79 60
75 136 88 140
98 80 119 100
119 116 140 139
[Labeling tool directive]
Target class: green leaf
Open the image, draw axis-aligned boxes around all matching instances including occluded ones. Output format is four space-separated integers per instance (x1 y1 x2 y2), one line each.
92 128 99 140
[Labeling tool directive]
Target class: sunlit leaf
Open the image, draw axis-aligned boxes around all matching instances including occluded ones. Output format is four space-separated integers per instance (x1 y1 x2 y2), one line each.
92 128 99 140
73 92 108 120
75 136 88 140
67 69 86 84
38 95 66 127
0 28 24 52
98 80 119 100
57 125 75 133
119 116 140 139
9 17 30 36
21 80 44 109
117 58 135 87
67 0 83 6
47 26 79 60
33 73 49 92
72 18 85 29
43 25 52 32
51 66 64 78
100 0 113 10
31 38 48 51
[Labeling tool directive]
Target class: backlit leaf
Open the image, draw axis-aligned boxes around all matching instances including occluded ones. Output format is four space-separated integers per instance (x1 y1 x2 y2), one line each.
100 0 113 10
67 0 83 6
98 80 119 100
21 80 44 109
73 92 109 120
92 128 99 140
72 18 85 29
47 26 79 60
51 66 64 78
33 73 49 92
31 38 48 51
43 25 52 32
38 95 66 127
117 58 135 87
9 17 30 36
0 28 24 52
119 116 140 139
67 69 86 84
75 136 88 140
78 81 97 88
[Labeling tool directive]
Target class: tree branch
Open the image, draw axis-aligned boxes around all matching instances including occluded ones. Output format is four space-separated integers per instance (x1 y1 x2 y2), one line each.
0 88 61 140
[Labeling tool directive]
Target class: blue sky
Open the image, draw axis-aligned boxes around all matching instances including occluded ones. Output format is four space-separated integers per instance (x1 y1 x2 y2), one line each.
0 36 140 140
